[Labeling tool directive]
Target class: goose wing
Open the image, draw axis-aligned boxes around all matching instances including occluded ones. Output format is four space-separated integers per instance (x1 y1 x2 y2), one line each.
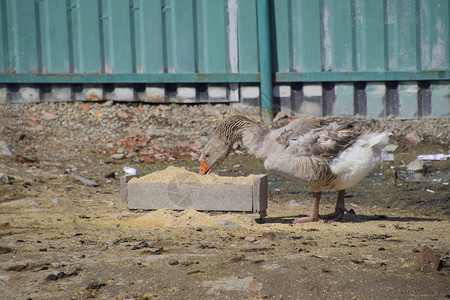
286 121 362 159
271 117 320 147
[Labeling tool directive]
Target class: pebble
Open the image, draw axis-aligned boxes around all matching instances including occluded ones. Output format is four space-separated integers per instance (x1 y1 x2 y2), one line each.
111 153 125 160
42 112 58 120
406 159 426 172
262 231 285 240
245 236 257 242
288 200 302 206
214 220 239 228
51 198 66 205
248 281 263 291
0 274 12 281
383 144 398 152
168 260 179 266
263 263 284 269
0 141 12 156
0 173 10 184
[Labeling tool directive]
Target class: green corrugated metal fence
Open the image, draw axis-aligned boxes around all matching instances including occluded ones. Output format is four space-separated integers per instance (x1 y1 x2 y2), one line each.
0 0 449 118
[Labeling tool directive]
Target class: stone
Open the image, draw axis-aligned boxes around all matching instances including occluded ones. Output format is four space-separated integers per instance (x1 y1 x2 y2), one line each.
71 173 99 187
263 263 284 270
42 112 58 120
214 220 238 228
248 281 263 291
0 141 12 156
405 131 420 145
0 173 10 184
417 246 441 272
203 276 253 292
406 159 426 172
383 144 399 152
288 200 302 206
157 105 171 111
81 103 90 112
0 247 13 254
111 153 125 160
117 112 130 119
262 231 285 240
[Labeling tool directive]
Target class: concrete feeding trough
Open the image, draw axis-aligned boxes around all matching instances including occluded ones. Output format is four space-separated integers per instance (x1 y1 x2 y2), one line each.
121 167 268 218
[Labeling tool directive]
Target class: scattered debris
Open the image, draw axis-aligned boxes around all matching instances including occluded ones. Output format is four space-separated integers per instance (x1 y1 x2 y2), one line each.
111 135 200 163
71 173 99 187
45 269 81 281
123 166 137 175
86 282 107 290
381 152 395 162
417 153 450 161
187 269 205 275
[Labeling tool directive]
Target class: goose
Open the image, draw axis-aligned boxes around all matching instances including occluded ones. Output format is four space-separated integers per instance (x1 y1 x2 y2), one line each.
199 115 390 223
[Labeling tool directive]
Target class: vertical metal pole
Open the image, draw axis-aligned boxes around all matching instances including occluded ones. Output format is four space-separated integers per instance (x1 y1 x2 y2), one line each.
256 0 273 123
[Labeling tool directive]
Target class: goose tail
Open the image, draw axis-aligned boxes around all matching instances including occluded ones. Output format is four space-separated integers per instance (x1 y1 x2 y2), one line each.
361 131 392 150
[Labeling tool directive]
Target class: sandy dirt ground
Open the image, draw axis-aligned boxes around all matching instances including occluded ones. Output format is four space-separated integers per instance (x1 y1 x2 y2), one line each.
0 103 449 299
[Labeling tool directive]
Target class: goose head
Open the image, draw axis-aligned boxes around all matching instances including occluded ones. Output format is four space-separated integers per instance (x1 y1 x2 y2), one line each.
199 115 257 175
199 135 231 175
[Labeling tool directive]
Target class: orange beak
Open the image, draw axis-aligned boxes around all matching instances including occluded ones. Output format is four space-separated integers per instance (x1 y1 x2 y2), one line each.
199 160 213 175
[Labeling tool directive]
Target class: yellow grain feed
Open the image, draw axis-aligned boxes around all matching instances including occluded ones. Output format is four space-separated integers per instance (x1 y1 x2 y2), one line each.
129 166 255 185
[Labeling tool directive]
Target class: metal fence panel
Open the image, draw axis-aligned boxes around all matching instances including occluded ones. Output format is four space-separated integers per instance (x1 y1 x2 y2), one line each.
0 0 448 118
1 0 449 79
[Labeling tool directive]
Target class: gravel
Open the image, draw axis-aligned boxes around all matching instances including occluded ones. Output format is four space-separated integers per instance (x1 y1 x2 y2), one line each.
0 101 448 166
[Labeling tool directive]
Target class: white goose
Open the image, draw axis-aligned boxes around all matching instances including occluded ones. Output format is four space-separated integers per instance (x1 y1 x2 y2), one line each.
199 115 390 223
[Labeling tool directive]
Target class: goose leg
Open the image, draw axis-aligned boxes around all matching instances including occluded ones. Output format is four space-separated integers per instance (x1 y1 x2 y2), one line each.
320 190 347 222
292 191 321 223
